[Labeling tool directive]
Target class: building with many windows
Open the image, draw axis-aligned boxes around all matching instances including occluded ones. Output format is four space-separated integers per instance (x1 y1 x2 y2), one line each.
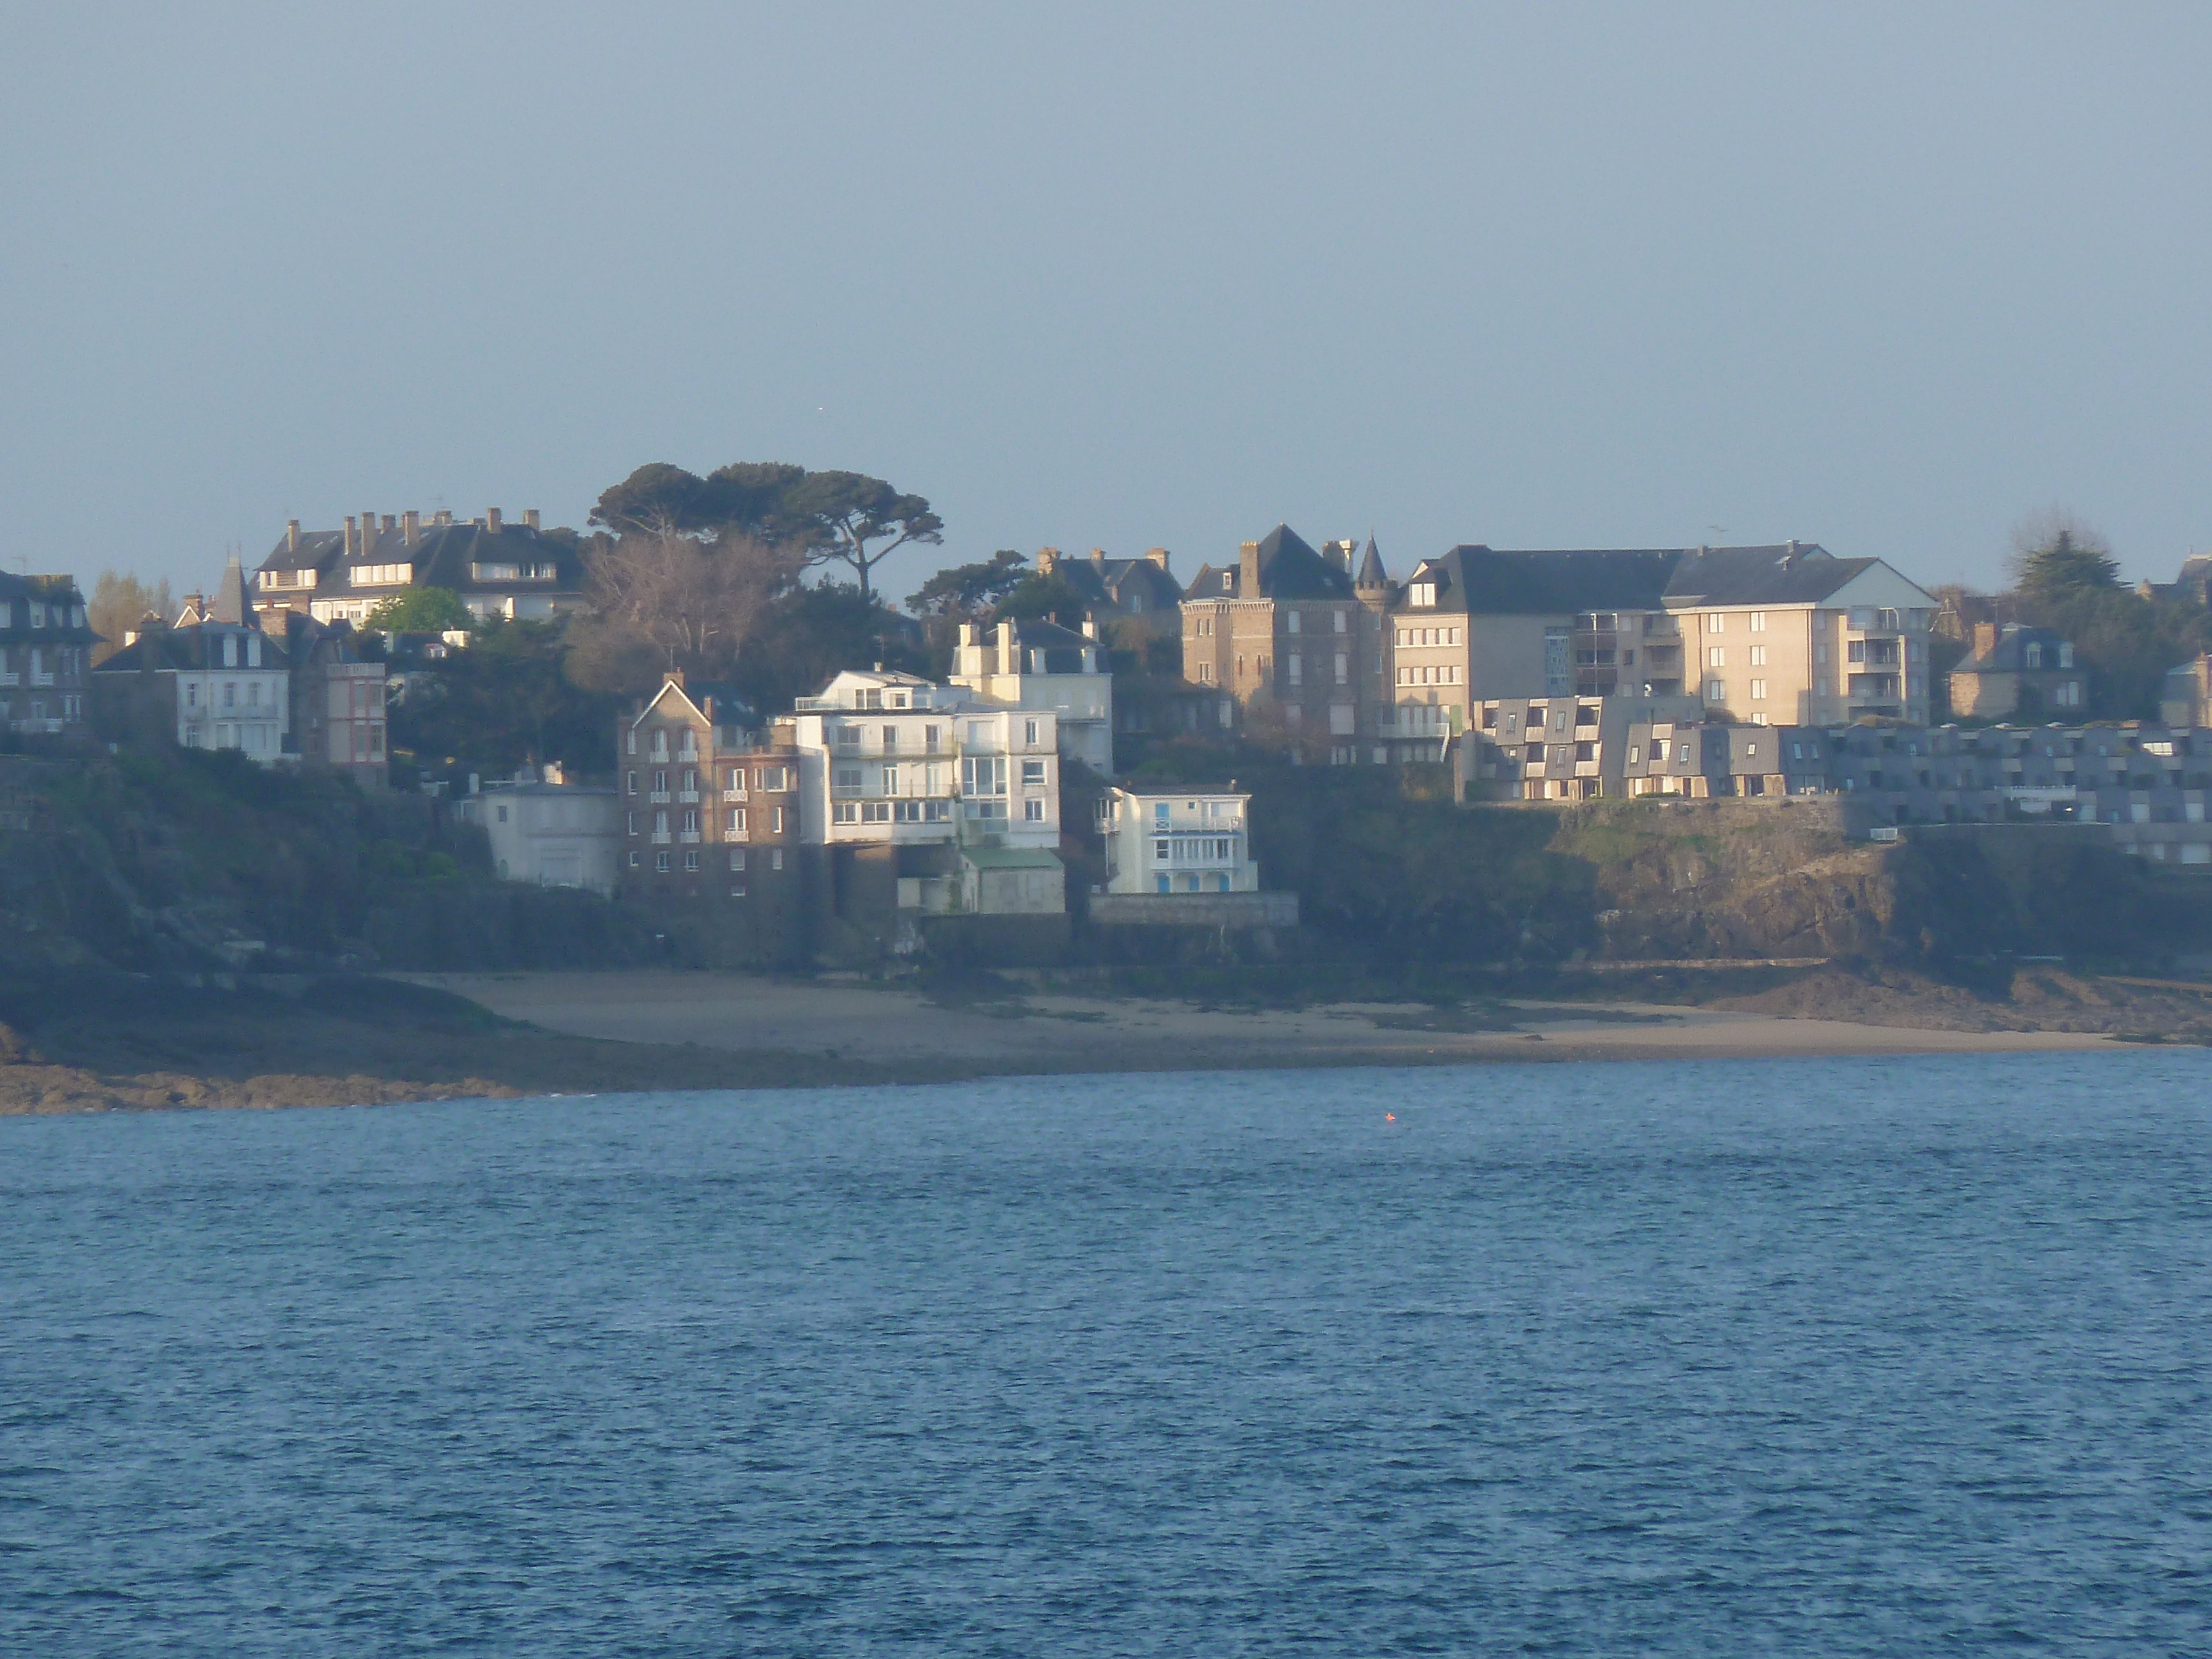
0 571 95 737
92 620 290 761
950 616 1114 775
253 508 586 624
1097 785 1257 894
1947 624 2085 719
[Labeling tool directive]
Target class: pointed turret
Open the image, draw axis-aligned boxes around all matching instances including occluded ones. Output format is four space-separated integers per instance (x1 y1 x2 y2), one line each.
211 552 252 627
1354 535 1389 593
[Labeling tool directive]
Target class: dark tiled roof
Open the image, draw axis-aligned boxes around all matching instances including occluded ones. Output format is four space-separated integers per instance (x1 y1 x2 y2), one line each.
257 520 585 599
1957 625 2073 674
0 571 96 641
1355 536 1388 588
1187 524 1355 602
95 623 290 674
1663 544 1872 606
1406 541 1875 614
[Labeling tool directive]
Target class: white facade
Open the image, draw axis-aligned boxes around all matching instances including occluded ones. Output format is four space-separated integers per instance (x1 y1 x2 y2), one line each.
949 618 1114 775
1099 785 1259 895
455 769 623 895
178 627 288 759
786 669 1061 852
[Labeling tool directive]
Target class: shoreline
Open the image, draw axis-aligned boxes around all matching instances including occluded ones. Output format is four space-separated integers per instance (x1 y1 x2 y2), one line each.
0 969 2145 1118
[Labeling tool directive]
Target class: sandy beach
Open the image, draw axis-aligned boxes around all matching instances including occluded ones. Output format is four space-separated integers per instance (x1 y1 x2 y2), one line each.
401 971 2119 1072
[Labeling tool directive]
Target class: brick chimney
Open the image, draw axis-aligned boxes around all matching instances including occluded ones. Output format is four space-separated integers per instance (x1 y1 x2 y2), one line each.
286 519 301 552
362 510 376 552
524 509 540 530
1973 622 1999 658
1036 546 1060 576
1239 539 1261 594
664 668 685 687
343 515 357 558
403 510 420 546
486 507 503 534
1146 547 1171 571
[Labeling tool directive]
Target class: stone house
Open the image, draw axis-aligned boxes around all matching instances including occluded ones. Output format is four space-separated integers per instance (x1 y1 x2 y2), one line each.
253 507 585 625
1947 623 2086 719
1180 525 1395 763
0 571 95 737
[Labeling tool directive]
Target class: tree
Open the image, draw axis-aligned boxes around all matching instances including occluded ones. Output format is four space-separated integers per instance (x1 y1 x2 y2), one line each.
364 587 472 634
907 550 1028 617
87 570 175 664
995 570 1092 626
385 617 619 778
776 470 942 597
565 528 802 694
2010 508 2122 599
588 463 713 535
736 583 929 713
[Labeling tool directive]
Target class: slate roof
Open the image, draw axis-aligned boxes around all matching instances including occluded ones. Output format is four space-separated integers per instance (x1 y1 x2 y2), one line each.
1051 552 1185 615
1956 625 2074 675
95 623 289 674
1403 541 1882 615
256 518 585 603
1187 525 1357 602
1355 536 1389 589
0 571 96 642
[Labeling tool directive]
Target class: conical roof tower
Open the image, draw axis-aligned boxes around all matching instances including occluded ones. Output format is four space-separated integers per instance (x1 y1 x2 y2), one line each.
1354 535 1389 594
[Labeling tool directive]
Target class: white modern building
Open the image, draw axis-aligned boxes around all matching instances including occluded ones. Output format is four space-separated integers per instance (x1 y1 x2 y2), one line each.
950 617 1114 775
1098 785 1259 895
455 765 623 895
782 667 1065 916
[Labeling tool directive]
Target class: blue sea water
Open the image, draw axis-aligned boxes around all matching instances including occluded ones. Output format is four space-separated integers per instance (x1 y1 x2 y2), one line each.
4 1053 2211 1656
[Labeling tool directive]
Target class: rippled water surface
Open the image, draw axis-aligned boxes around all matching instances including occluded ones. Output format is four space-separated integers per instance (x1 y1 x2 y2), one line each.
6 1053 2212 1655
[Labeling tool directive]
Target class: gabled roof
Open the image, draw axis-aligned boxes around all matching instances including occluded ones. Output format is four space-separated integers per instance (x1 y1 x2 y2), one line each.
1186 524 1356 602
257 518 585 599
1663 544 1881 606
95 622 289 674
1957 624 2074 675
1052 552 1185 612
1410 545 1679 614
630 677 756 730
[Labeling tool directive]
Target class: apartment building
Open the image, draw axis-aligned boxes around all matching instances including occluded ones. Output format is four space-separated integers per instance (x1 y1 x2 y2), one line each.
279 616 388 782
92 620 290 761
0 571 95 736
950 616 1114 775
1180 525 1394 762
1619 721 1833 799
1463 693 1704 800
785 668 1065 917
254 508 585 624
616 673 804 954
1392 541 1938 734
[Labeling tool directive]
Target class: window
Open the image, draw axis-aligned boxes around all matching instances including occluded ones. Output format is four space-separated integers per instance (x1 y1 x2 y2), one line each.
1334 653 1348 684
627 731 637 754
1334 610 1347 633
628 851 640 868
881 765 901 795
836 724 861 748
682 768 696 792
1024 718 1040 746
1410 582 1436 607
651 729 668 759
730 849 745 871
187 684 199 707
683 851 699 873
1287 612 1301 634
771 849 783 870
1628 746 1641 764
1021 759 1046 784
924 724 941 752
1749 612 1766 632
833 801 858 824
654 810 669 834
1705 614 1724 633
496 805 509 823
835 766 863 791
1288 654 1302 686
1707 648 1725 668
682 809 699 833
725 768 745 795
727 807 747 834
881 724 898 749
655 852 670 872
759 765 788 791
653 770 667 794
627 812 638 834
224 683 237 707
1705 680 1726 703
1024 798 1046 821
771 807 784 834
626 770 637 795
1749 645 1767 666
1750 680 1767 701
963 755 1008 795
1154 838 1171 860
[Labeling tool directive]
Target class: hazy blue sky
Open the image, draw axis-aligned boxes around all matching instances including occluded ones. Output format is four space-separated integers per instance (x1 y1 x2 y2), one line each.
6 3 2210 604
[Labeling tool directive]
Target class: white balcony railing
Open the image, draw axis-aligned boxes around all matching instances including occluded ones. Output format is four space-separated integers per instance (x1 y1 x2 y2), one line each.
722 788 746 802
650 831 671 845
648 790 671 804
677 789 699 804
678 831 701 844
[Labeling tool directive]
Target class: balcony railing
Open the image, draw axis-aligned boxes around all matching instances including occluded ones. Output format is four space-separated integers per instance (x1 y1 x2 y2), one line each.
677 789 699 804
678 831 701 844
722 787 746 802
650 831 671 844
648 790 671 804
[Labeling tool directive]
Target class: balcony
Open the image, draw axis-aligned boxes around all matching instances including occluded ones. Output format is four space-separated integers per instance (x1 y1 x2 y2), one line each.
677 789 700 804
650 831 671 845
0 673 15 686
679 831 701 844
648 790 671 804
722 787 747 802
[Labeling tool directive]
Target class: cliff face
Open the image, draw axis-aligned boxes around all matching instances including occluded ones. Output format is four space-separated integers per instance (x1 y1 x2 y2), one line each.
1550 799 2206 967
0 753 652 975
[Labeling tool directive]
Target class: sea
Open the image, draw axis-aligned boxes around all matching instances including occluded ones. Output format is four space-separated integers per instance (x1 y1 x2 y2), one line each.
4 1052 2210 1656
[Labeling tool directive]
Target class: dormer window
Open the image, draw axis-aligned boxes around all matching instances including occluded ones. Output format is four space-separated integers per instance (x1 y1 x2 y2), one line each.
1410 582 1437 607
1220 572 1233 593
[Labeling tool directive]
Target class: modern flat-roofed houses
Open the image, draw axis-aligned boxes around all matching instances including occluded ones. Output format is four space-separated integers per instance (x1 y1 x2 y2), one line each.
0 571 95 735
950 616 1114 775
253 508 585 624
456 765 623 895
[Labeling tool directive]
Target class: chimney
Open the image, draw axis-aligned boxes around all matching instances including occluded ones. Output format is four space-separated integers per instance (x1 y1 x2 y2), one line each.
1036 546 1060 576
1081 614 1097 640
958 622 975 647
524 508 540 530
486 508 503 534
343 515 357 559
543 761 565 786
362 511 376 552
1786 538 1800 559
1973 622 1999 658
664 668 685 687
435 509 452 526
995 620 1014 675
1239 539 1261 594
381 514 396 537
286 519 301 552
1146 547 1171 571
403 510 420 546
1090 547 1107 565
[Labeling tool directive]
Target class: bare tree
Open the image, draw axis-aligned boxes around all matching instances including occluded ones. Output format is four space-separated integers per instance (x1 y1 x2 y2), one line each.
568 529 802 692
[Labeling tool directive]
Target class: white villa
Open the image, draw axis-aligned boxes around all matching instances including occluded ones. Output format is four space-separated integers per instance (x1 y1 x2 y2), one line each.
455 765 623 895
1098 785 1258 895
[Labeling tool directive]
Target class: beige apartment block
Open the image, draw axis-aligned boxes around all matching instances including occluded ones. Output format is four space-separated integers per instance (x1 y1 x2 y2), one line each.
1181 525 1394 763
1390 542 1938 734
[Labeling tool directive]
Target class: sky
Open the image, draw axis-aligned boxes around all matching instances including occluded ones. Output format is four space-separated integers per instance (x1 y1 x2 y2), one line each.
5 2 2211 606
